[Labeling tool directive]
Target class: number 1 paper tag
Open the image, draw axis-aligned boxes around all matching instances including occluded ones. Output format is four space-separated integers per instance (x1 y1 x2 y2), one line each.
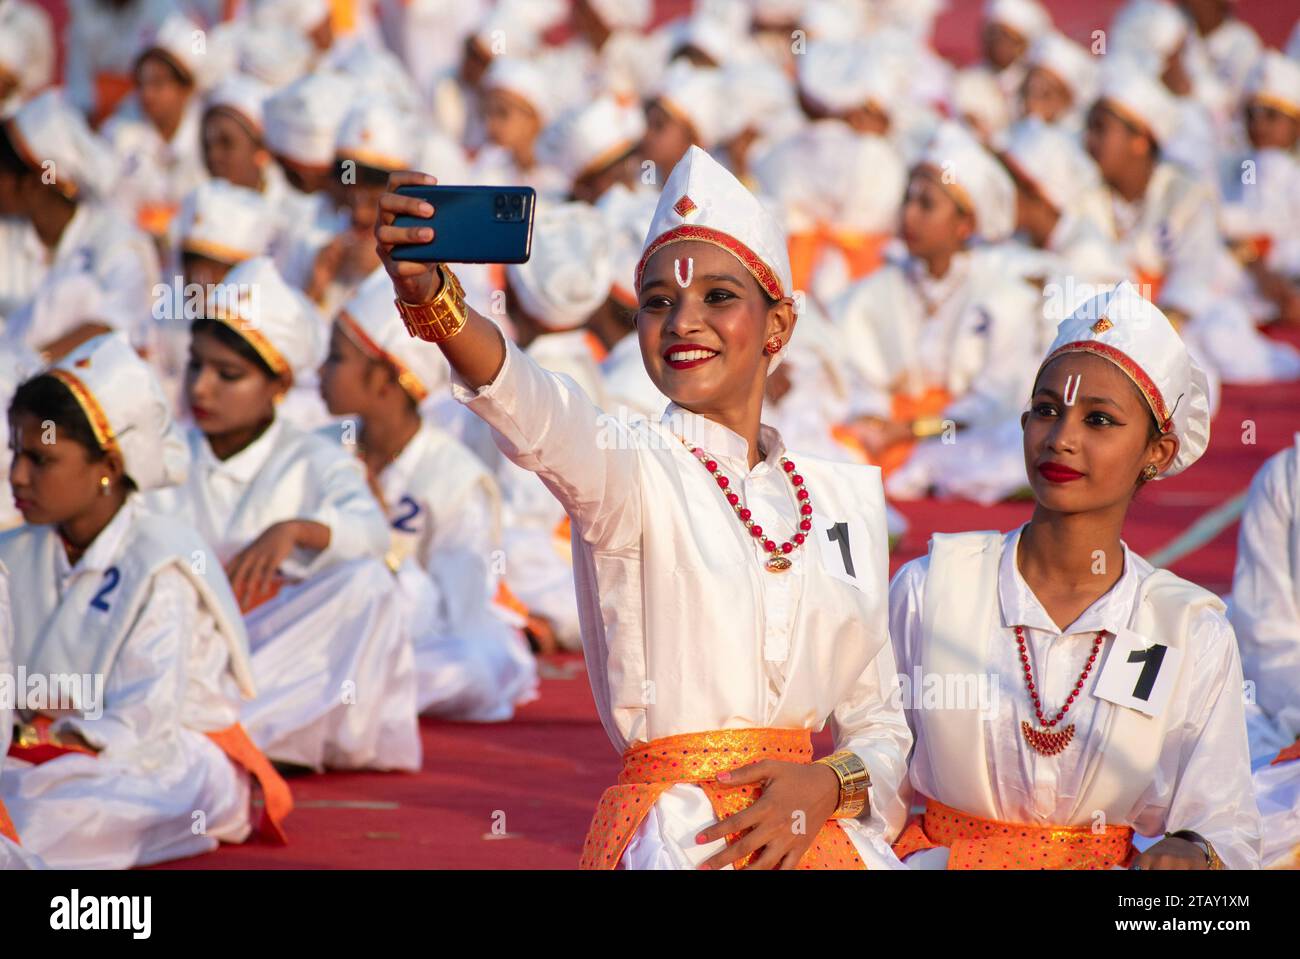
1092 628 1182 717
812 512 866 592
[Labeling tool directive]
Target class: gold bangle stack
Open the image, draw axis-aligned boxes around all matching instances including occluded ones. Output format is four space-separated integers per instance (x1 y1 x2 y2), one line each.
395 264 468 343
814 749 872 819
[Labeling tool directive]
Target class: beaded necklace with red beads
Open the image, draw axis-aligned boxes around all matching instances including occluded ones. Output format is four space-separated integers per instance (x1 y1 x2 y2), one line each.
681 437 813 572
1016 624 1106 756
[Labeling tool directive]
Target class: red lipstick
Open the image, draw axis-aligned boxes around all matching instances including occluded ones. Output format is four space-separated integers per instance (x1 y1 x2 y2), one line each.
1037 462 1085 483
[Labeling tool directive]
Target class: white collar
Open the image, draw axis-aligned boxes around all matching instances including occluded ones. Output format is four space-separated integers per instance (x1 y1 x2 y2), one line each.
660 401 787 471
998 523 1149 636
193 416 285 484
56 495 137 579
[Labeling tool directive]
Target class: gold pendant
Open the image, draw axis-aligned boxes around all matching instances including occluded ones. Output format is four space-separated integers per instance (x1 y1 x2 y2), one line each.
765 555 792 572
1021 720 1075 756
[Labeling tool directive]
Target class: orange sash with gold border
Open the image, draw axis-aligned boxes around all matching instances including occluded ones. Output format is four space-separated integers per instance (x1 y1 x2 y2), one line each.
893 796 1135 869
580 727 866 870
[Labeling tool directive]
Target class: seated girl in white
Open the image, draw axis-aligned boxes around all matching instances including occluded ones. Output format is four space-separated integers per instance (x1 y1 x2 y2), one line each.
320 269 538 721
1 333 291 868
890 283 1261 870
1229 434 1300 869
148 258 420 772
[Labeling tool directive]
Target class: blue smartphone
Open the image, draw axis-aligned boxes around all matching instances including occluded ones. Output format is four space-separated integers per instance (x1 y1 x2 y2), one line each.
391 185 536 263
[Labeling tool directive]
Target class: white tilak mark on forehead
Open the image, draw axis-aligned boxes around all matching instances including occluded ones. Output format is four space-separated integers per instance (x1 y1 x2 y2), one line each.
1063 373 1082 406
674 256 694 288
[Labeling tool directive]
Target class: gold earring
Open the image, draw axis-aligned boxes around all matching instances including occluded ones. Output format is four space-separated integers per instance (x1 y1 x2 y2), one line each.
99 475 111 496
273 392 286 405
1141 464 1158 482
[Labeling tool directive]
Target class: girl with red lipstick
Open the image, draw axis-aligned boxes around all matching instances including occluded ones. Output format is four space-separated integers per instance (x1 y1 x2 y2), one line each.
375 146 912 869
889 282 1262 870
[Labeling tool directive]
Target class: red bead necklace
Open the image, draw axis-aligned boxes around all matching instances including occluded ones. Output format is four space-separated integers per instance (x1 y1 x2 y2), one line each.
683 440 812 572
1016 624 1105 757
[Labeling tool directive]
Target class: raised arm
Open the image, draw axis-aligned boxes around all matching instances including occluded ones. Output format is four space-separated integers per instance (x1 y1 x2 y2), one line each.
374 172 640 551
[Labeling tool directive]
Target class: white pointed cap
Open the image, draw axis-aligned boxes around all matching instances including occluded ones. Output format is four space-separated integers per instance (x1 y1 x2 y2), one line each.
47 333 189 491
1038 281 1211 478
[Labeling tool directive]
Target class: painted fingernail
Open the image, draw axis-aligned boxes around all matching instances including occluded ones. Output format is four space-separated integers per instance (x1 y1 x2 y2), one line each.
695 833 707 844
420 228 433 240
717 771 730 781
419 204 433 216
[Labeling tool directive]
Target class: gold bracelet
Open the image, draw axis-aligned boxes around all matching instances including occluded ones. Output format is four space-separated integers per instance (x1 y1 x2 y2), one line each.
814 749 872 819
911 416 946 439
395 264 468 343
1166 830 1224 870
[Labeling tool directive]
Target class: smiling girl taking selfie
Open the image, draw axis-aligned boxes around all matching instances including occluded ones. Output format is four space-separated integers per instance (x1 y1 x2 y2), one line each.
375 147 911 870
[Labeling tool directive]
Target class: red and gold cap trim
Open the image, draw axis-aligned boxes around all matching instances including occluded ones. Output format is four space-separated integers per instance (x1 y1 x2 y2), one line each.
1248 92 1300 122
48 368 118 455
338 311 429 402
181 237 256 266
1043 339 1173 432
635 224 784 301
208 305 293 382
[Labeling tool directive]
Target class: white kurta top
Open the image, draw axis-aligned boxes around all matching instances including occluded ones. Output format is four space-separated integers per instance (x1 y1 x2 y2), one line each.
147 418 389 578
453 334 912 868
830 249 1041 428
890 525 1262 869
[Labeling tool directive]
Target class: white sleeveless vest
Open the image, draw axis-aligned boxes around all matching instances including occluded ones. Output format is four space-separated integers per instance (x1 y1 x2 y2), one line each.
0 508 255 716
918 530 1226 821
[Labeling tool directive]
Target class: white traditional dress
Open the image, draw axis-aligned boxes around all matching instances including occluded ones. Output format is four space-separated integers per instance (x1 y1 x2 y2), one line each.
1229 435 1300 869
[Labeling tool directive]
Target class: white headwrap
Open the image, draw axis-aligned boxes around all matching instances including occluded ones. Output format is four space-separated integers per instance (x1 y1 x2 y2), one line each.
264 71 355 168
652 62 726 149
337 267 450 401
46 333 189 491
589 0 652 31
178 180 276 265
636 145 795 374
1037 281 1211 478
205 74 272 139
1095 60 1179 146
919 122 1017 243
1244 50 1300 120
1025 30 1097 107
238 26 314 89
483 57 556 125
506 201 613 331
134 12 214 90
3 89 116 200
543 95 645 184
206 256 324 385
984 0 1052 41
1000 117 1100 214
335 99 415 172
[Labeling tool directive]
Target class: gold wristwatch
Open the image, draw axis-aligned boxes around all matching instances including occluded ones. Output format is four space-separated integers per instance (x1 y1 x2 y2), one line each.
395 264 468 343
1166 830 1224 870
814 750 872 819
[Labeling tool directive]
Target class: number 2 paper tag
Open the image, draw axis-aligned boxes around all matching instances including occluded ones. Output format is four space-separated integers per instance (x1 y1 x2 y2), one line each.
1092 628 1182 718
812 512 866 592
